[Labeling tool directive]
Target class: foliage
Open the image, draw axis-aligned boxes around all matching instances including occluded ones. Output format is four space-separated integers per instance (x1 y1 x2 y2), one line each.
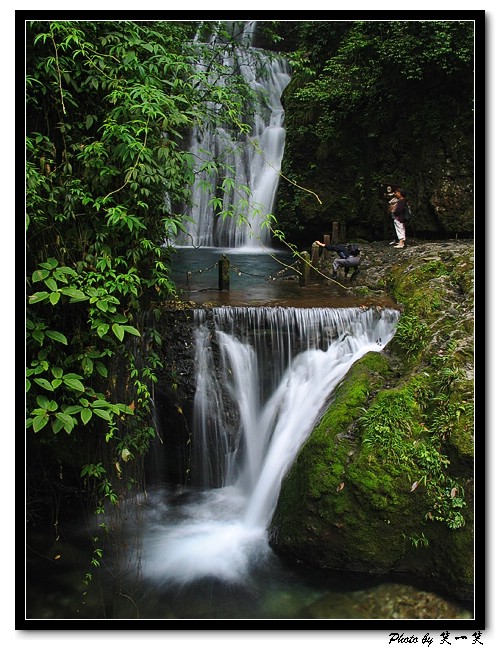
273 19 475 243
285 20 473 142
359 366 469 532
403 531 429 549
392 313 430 358
25 20 257 530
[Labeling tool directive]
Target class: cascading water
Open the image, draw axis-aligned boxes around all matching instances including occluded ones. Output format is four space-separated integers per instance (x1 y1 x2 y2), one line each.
176 21 291 249
140 306 400 589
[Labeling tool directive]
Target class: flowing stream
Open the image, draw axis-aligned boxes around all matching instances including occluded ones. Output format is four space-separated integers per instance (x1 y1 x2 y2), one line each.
136 307 401 605
26 305 473 620
24 20 475 622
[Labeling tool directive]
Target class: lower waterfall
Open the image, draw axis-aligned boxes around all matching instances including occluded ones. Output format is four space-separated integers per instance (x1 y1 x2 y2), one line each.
140 306 400 588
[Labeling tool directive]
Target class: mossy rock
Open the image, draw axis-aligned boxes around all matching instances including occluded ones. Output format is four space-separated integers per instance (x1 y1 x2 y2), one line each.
271 242 475 601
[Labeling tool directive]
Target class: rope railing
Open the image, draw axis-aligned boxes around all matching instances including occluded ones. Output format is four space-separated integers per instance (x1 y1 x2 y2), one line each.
183 243 354 292
228 263 270 280
185 256 274 291
185 261 219 291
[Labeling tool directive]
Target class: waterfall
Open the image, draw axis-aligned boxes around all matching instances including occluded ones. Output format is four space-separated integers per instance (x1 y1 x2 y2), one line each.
140 306 400 587
176 21 291 249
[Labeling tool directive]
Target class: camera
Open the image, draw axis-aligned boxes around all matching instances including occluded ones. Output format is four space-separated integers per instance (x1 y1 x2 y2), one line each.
379 183 396 200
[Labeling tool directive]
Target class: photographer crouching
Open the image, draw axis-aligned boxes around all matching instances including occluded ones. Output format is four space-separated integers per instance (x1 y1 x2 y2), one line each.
314 241 361 279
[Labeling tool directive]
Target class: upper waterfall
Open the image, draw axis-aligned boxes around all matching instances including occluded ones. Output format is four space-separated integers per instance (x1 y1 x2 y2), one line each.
176 21 291 249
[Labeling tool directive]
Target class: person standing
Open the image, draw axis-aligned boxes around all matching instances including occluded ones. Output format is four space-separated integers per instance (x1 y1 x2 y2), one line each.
391 187 408 249
387 190 398 245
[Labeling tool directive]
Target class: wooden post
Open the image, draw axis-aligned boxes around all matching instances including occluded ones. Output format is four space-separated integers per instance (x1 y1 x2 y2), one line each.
310 243 320 281
323 235 331 261
218 255 230 291
340 221 346 242
332 222 340 243
299 251 310 286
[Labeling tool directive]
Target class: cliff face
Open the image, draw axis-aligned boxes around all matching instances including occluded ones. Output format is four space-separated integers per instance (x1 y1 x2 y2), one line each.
266 20 475 248
275 116 474 248
269 240 475 602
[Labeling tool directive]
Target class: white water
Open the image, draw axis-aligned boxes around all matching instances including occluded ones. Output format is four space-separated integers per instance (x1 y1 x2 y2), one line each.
176 21 291 249
140 307 399 587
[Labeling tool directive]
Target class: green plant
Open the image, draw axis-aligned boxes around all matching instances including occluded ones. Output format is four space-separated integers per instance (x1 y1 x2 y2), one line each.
403 532 430 549
392 313 431 358
425 481 467 529
25 20 265 583
359 388 420 460
360 386 466 530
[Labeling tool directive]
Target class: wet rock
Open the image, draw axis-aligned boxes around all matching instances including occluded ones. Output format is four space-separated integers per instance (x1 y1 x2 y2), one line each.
271 239 475 603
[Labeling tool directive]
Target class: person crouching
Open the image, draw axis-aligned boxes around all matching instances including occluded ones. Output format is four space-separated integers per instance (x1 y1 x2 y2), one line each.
314 241 361 278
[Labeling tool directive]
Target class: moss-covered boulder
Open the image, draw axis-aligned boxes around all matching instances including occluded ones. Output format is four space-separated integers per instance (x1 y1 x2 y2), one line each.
270 241 474 601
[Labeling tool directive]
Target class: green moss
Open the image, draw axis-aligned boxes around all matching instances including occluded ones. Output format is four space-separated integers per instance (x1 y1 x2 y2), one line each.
389 256 456 323
447 384 474 461
273 351 392 536
272 244 474 600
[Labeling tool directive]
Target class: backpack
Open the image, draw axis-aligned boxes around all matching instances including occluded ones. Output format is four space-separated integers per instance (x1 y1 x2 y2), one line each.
402 203 412 223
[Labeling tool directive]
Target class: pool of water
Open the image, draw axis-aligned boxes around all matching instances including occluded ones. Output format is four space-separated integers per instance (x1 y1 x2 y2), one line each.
169 246 396 308
25 485 474 623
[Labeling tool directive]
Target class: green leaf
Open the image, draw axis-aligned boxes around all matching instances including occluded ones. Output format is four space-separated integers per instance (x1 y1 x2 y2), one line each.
81 357 94 375
63 376 85 392
52 418 64 434
122 325 141 337
51 378 62 389
63 405 82 415
96 300 109 312
49 292 61 305
112 314 128 324
64 372 84 380
31 329 44 344
40 258 58 270
36 395 50 409
91 399 112 408
57 266 78 277
112 323 124 342
81 408 93 425
97 323 110 338
55 412 75 433
32 413 49 432
46 330 68 345
93 408 112 421
32 269 50 282
44 278 58 292
95 361 108 378
34 378 54 391
60 287 88 301
29 291 50 304
117 404 134 415
51 367 63 378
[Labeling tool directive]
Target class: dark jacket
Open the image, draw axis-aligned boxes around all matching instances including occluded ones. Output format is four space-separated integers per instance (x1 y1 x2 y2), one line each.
393 198 408 222
325 243 360 259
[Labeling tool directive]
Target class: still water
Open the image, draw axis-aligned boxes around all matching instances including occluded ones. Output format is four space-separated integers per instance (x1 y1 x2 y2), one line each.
26 486 473 622
169 245 393 308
